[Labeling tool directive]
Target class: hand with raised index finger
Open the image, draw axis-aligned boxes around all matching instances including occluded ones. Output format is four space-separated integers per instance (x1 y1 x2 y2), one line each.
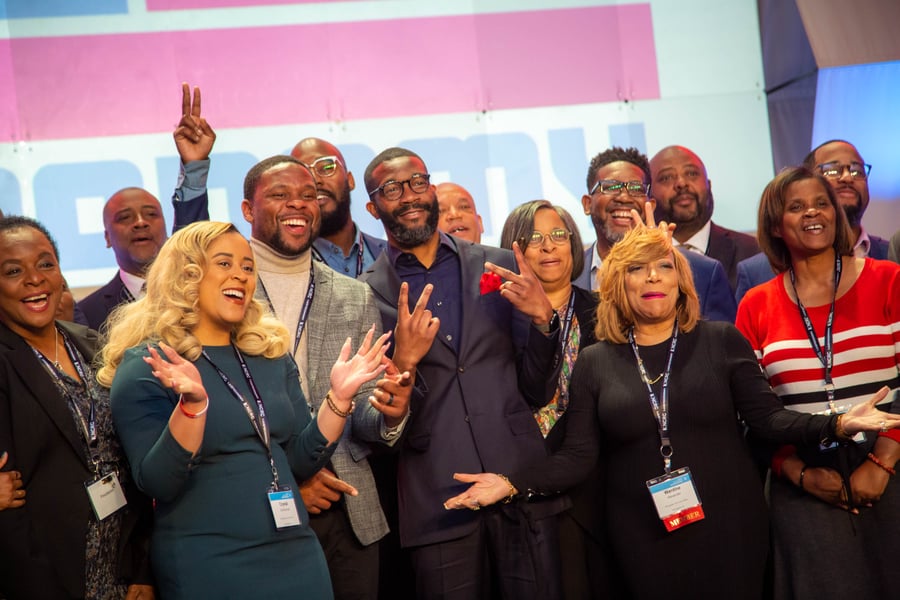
485 242 554 327
392 282 440 373
173 82 216 164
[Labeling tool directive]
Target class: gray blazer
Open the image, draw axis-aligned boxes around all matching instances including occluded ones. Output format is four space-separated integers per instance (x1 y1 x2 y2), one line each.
303 262 390 546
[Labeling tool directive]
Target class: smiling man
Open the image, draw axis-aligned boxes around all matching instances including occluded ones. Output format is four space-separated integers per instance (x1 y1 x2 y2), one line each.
436 182 484 244
574 146 736 322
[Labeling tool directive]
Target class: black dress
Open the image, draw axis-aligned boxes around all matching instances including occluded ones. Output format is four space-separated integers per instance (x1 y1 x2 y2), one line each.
512 321 837 599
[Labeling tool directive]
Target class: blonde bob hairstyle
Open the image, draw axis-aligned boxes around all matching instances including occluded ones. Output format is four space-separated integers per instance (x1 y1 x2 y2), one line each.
97 221 289 387
594 226 700 344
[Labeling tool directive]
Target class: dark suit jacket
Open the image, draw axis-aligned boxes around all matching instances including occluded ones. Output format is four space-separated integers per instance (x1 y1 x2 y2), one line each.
362 230 388 264
0 321 152 600
574 244 736 323
77 191 210 332
706 222 760 291
361 238 567 547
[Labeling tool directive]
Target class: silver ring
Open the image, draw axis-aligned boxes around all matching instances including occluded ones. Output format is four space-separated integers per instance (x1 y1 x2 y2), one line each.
471 502 481 511
880 420 888 432
386 393 394 406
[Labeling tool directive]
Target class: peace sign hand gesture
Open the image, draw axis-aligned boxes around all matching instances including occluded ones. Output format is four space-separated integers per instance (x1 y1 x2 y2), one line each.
174 82 216 164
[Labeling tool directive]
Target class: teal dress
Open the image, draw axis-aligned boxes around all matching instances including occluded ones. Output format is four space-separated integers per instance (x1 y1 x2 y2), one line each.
111 345 335 599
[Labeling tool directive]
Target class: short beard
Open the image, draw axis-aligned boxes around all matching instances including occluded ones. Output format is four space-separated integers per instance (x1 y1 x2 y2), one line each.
266 221 320 257
380 200 440 249
841 201 862 228
319 187 352 238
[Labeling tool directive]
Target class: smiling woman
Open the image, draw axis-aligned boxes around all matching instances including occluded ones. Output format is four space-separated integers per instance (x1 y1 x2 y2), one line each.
98 221 394 599
0 215 153 599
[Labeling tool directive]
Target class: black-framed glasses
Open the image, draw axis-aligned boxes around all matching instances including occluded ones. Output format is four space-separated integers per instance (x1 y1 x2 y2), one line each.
525 229 572 248
368 173 431 200
305 155 343 179
816 161 871 180
589 179 650 197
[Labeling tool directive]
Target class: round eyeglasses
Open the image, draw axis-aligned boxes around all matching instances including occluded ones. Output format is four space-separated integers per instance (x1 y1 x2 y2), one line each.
525 229 572 248
368 174 431 201
816 161 871 181
305 155 343 179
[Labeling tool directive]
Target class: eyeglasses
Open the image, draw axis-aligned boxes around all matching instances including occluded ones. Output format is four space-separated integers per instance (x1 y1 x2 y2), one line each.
525 229 572 248
589 179 650 197
368 173 431 201
305 155 343 179
816 161 871 180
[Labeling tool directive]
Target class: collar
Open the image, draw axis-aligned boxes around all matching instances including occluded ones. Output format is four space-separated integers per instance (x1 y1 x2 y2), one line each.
674 220 711 254
853 227 872 258
386 231 458 267
118 269 145 299
589 241 603 292
313 223 364 257
250 237 312 274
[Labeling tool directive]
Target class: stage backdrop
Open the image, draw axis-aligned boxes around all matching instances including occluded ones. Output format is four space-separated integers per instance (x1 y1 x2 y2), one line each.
4 0 777 289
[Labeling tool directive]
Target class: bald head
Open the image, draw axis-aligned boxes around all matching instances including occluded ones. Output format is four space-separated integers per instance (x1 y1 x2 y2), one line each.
436 182 483 244
103 187 167 275
650 145 713 242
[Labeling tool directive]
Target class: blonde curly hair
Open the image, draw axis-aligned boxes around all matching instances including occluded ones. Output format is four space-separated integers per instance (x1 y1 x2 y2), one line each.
97 221 289 386
594 226 700 344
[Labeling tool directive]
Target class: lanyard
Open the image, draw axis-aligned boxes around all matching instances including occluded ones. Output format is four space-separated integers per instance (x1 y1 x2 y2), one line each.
789 252 842 409
311 230 366 277
33 329 102 471
202 345 281 488
558 292 577 356
628 320 680 474
258 272 316 357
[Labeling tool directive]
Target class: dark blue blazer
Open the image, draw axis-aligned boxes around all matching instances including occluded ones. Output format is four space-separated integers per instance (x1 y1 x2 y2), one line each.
707 222 760 291
361 238 567 547
77 192 209 332
734 234 890 305
574 245 736 323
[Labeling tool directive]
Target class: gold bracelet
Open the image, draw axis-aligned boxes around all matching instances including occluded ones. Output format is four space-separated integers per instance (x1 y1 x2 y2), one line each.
835 414 852 441
325 391 354 418
496 474 518 504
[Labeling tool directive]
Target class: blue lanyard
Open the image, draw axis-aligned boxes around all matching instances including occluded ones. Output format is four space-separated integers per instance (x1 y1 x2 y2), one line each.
558 292 576 356
201 345 282 488
789 252 842 409
628 320 680 474
311 230 366 277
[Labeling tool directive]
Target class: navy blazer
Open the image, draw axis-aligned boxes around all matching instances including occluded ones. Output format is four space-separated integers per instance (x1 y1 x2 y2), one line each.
707 222 760 291
574 244 736 323
361 238 567 547
77 191 210 331
0 321 152 599
734 235 890 305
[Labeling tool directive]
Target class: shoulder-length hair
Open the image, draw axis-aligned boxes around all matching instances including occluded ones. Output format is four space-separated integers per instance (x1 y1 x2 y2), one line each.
499 200 585 280
97 221 289 386
594 227 700 344
757 166 853 274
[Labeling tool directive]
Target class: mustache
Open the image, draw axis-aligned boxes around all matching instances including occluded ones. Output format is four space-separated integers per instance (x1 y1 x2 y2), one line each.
393 202 431 217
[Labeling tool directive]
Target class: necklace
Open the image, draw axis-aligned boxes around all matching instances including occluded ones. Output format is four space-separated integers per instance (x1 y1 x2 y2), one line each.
641 368 663 386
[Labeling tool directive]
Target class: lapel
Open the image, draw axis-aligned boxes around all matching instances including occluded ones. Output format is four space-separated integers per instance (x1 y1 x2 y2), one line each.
364 253 403 329
456 242 487 361
708 224 736 269
0 322 89 465
306 262 331 396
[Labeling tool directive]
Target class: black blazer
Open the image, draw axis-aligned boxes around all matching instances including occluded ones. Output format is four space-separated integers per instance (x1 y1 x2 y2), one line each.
0 321 152 599
707 222 761 291
77 274 129 332
362 238 567 547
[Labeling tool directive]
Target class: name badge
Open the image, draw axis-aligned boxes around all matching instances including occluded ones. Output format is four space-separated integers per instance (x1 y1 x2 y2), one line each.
646 467 705 532
268 487 301 529
85 472 128 521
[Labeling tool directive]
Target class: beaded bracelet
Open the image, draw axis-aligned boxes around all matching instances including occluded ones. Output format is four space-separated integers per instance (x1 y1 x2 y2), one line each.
325 391 355 419
867 452 897 476
179 394 209 419
496 474 518 504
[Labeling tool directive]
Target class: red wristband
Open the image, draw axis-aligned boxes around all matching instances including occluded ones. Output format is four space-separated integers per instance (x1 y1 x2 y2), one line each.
771 445 796 479
179 394 209 419
878 429 900 443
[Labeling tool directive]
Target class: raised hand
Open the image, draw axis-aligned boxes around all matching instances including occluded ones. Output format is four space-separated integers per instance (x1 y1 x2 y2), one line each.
391 282 440 373
328 326 391 405
484 242 554 327
630 201 676 240
143 342 206 403
839 387 900 434
0 451 25 510
173 82 216 164
369 357 412 426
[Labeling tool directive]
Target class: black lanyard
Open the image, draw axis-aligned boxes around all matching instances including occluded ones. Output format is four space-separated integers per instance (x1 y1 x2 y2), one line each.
258 272 316 357
558 292 576 356
33 329 102 471
628 320 680 474
201 345 281 488
789 252 842 409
